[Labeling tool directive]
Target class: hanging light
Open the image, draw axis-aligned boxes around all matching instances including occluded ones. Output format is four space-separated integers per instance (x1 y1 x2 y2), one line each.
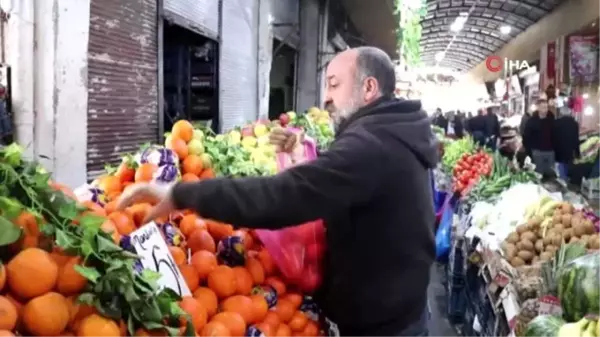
584 106 594 116
435 51 445 62
500 25 512 35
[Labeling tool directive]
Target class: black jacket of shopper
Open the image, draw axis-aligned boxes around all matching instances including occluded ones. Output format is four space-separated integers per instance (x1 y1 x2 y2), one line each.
523 112 555 155
519 112 531 136
454 114 465 138
485 112 500 139
553 114 580 163
468 114 487 135
171 97 439 335
433 114 448 133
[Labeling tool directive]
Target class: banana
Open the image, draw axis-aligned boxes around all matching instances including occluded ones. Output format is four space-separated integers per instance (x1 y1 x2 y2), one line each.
523 203 538 221
538 200 560 217
558 318 590 337
582 320 596 337
596 318 600 337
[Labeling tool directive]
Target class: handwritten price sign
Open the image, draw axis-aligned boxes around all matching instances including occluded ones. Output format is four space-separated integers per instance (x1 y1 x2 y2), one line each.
130 223 191 297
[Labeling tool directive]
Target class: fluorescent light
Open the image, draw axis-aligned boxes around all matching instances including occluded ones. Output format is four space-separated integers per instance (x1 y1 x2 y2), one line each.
582 93 589 99
584 106 594 116
450 22 463 32
500 25 511 34
435 51 445 62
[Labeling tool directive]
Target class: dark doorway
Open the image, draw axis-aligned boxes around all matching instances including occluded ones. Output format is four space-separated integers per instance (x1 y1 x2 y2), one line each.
268 39 297 120
163 22 219 133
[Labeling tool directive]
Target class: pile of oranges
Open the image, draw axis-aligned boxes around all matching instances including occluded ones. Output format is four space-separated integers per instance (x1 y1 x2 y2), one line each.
0 119 325 336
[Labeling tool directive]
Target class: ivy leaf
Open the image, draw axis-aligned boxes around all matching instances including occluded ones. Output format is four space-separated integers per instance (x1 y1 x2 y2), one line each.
58 202 79 220
77 292 96 305
97 235 123 253
79 214 105 229
55 229 78 250
0 215 22 246
74 265 102 283
104 164 117 175
0 196 23 220
2 143 23 167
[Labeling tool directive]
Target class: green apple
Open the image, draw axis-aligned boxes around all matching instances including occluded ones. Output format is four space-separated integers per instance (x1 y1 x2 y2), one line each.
188 139 205 155
192 129 204 141
200 153 212 168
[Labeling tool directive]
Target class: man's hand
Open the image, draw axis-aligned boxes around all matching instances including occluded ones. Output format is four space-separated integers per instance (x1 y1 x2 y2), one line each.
269 127 300 153
116 183 176 224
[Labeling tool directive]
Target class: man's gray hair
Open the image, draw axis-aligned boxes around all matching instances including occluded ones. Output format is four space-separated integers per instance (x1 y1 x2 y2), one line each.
354 47 396 96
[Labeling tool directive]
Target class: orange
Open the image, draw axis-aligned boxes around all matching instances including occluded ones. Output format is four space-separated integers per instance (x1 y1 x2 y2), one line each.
13 211 40 237
98 175 122 196
125 203 153 226
207 266 237 299
265 276 286 296
103 200 118 215
199 168 216 179
0 296 17 330
172 120 194 143
232 267 253 295
179 264 200 292
282 293 303 310
206 220 234 242
116 161 136 183
193 287 218 318
0 264 5 292
134 328 168 336
100 219 121 244
187 229 216 254
81 200 107 217
275 323 292 336
249 295 268 323
257 249 276 276
180 296 208 331
179 214 207 237
303 320 319 336
182 173 200 182
7 247 58 299
108 211 136 235
288 311 308 332
169 246 187 265
22 292 69 336
256 322 274 337
245 257 265 285
5 294 22 319
211 312 245 337
0 330 14 336
200 321 230 337
263 311 281 330
190 250 218 279
135 163 157 182
166 136 189 160
220 295 254 323
76 313 120 337
66 296 97 331
273 299 295 323
183 155 204 176
56 256 88 295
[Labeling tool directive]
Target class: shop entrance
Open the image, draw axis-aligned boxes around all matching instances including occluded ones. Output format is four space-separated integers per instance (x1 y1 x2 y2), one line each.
163 22 219 132
269 39 297 120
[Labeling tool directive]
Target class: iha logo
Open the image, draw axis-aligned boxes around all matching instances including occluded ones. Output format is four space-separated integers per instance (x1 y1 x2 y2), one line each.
485 55 531 73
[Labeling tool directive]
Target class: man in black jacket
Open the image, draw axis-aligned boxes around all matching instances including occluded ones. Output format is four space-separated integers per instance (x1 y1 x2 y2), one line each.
118 47 438 336
523 99 556 177
553 107 580 181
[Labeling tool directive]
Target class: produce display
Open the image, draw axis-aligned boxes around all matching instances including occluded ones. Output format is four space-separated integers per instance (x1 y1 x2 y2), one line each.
575 135 600 164
0 108 334 337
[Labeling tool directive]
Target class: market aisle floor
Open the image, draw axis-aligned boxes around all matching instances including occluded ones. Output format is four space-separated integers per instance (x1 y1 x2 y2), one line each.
428 263 457 336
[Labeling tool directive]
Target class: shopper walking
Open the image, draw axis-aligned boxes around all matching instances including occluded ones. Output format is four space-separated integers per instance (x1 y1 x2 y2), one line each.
432 108 448 133
553 107 580 181
118 46 438 336
519 111 531 136
523 99 556 177
454 111 466 139
485 109 500 150
468 109 488 147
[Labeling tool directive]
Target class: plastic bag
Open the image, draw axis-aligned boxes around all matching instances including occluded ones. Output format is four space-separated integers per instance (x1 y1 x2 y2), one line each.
435 193 458 262
255 128 326 293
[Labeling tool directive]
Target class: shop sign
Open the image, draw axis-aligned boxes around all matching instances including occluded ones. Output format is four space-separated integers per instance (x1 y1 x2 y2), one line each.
486 55 532 76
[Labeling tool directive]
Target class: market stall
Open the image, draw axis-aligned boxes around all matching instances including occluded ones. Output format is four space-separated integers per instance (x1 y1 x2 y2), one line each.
434 136 600 337
0 108 334 337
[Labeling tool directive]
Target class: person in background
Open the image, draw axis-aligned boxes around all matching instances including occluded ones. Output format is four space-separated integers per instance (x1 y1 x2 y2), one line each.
519 110 531 136
485 108 500 150
445 111 455 138
553 106 580 181
468 109 488 147
499 126 528 168
432 108 448 133
523 99 556 177
117 46 438 336
454 111 465 139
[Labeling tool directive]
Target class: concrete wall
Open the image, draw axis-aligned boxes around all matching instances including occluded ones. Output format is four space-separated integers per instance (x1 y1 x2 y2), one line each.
6 0 90 188
296 0 320 112
468 0 600 82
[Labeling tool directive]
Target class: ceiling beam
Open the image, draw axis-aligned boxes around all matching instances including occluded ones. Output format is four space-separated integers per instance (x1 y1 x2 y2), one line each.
425 0 550 17
421 16 527 34
421 48 488 62
420 37 498 53
421 22 510 46
421 5 536 26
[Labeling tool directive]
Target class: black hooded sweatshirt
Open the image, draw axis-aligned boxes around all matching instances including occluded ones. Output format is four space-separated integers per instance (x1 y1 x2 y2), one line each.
171 97 439 335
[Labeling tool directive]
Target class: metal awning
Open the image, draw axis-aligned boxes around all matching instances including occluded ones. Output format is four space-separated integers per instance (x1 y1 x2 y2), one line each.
420 0 570 72
339 0 399 59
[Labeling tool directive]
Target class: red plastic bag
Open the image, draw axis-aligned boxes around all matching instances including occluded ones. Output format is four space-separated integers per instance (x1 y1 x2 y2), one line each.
255 128 326 293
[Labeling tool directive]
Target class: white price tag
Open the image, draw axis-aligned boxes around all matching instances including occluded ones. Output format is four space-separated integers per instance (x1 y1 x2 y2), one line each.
130 222 192 297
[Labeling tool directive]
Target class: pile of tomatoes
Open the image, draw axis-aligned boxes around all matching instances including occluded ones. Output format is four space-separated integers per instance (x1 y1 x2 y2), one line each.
452 151 493 194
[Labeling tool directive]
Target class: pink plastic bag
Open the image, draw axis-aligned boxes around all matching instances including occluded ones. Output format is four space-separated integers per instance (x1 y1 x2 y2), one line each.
255 128 326 293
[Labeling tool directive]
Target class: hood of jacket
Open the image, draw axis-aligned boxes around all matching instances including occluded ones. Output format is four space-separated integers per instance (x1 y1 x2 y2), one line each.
336 96 439 169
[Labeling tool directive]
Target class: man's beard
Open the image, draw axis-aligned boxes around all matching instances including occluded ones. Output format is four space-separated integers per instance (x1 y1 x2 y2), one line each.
325 96 362 127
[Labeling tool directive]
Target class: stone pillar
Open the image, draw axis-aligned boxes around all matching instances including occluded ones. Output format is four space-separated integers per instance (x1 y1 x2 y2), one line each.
296 0 319 113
